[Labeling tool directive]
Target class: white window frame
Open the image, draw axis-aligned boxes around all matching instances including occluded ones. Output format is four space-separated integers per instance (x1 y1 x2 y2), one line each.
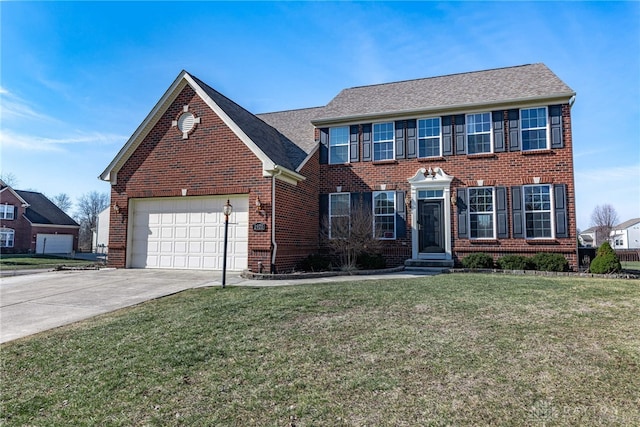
520 106 549 151
468 187 496 239
373 191 396 240
329 126 350 164
466 112 493 154
0 228 14 248
373 122 394 161
417 117 442 158
0 204 15 220
523 184 555 239
329 193 350 239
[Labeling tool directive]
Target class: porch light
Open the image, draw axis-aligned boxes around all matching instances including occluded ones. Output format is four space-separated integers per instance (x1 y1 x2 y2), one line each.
221 199 232 288
255 196 263 212
113 203 120 214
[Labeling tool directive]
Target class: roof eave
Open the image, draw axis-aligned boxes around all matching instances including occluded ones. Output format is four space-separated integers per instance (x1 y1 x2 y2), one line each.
312 92 576 126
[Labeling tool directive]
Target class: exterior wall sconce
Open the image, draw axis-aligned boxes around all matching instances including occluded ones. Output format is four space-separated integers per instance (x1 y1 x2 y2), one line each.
450 190 457 206
255 196 263 213
405 193 412 210
113 203 121 214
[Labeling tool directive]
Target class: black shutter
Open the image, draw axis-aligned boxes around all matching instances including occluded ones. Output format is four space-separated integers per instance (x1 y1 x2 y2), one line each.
457 188 469 238
508 109 520 151
442 116 453 156
320 128 329 164
549 105 563 149
396 191 406 238
362 124 372 161
554 184 568 237
350 125 359 162
319 194 329 237
454 114 466 155
406 119 417 158
395 120 405 159
493 111 505 152
511 186 524 238
496 187 508 238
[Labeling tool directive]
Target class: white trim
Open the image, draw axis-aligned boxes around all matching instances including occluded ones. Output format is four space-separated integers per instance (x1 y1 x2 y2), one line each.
372 121 395 161
417 116 442 158
467 186 497 240
328 192 351 239
520 106 550 151
328 126 350 165
522 183 555 239
465 111 493 154
0 187 30 207
407 168 454 260
372 190 396 240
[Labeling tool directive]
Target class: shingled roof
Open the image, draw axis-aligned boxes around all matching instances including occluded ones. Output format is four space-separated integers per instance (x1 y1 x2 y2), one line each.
15 190 79 227
257 106 324 157
313 63 575 124
190 75 309 171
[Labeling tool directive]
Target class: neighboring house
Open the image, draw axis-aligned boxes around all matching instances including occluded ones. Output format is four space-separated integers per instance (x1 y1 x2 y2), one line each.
579 227 596 247
610 218 640 249
0 180 80 254
93 206 110 254
100 63 578 271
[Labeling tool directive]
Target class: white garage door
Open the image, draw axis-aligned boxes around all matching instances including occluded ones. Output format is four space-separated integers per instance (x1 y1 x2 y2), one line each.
36 234 74 254
129 196 248 270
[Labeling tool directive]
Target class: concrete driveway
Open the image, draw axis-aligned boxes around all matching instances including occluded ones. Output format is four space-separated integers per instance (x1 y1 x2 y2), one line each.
1 267 437 344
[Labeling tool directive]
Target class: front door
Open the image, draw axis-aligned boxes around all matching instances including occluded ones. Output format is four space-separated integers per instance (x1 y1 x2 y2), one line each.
418 200 445 254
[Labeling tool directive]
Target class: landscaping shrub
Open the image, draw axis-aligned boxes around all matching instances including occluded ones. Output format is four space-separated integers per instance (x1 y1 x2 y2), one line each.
497 255 534 270
356 252 386 270
531 253 569 272
589 242 622 274
461 253 494 269
296 254 332 272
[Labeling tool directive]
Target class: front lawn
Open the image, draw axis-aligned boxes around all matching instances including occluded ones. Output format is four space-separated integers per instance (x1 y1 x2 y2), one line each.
0 254 99 270
1 274 639 426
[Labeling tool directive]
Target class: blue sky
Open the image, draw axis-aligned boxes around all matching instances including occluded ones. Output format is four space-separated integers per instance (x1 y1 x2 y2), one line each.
1 1 638 230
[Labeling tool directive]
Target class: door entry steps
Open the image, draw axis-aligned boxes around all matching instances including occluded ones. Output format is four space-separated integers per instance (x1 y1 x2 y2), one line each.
404 258 454 273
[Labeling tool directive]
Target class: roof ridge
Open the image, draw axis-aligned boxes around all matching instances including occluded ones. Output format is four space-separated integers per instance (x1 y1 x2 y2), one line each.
257 105 325 116
342 63 542 91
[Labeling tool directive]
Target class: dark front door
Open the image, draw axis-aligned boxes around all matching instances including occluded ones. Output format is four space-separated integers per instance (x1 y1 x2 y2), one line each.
418 200 445 254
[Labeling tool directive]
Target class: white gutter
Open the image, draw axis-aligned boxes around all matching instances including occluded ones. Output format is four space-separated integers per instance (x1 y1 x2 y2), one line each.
270 168 283 273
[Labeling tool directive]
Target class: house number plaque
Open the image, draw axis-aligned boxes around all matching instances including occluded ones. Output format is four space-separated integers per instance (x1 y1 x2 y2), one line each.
252 223 268 232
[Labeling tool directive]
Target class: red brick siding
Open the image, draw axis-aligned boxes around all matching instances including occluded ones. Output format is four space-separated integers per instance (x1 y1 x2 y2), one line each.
319 104 578 269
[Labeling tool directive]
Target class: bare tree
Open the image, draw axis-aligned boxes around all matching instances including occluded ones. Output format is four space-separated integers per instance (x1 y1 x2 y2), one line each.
51 193 73 213
0 172 18 187
590 204 619 246
322 206 382 270
75 191 109 251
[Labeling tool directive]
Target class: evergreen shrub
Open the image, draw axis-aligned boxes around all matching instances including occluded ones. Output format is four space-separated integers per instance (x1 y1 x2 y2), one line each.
531 253 569 272
461 253 494 269
589 242 622 274
497 255 535 270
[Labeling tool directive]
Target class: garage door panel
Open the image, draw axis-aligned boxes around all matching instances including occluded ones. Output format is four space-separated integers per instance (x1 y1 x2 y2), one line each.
36 234 74 254
130 196 248 270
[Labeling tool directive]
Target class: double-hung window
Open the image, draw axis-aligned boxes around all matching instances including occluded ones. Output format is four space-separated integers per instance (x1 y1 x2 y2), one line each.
0 205 15 220
329 193 350 239
466 112 492 154
329 126 349 164
521 107 548 151
418 117 441 158
0 228 14 248
469 188 495 239
373 122 394 161
524 185 553 238
373 191 395 239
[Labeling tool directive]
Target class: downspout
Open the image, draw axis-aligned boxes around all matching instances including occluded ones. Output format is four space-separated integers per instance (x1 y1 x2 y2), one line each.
271 168 283 274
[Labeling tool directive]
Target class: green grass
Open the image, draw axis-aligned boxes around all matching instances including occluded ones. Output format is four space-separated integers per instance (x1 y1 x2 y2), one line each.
0 254 98 270
2 274 639 426
622 261 640 271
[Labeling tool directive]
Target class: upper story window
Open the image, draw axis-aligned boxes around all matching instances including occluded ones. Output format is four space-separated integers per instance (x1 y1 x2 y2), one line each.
0 228 14 248
469 187 495 239
524 185 553 238
329 126 349 164
373 191 395 239
0 204 15 220
418 117 441 158
329 193 350 239
466 112 492 154
373 122 394 161
521 107 548 151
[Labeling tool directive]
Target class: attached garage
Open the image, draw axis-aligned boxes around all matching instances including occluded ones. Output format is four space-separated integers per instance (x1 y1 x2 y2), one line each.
36 234 74 254
128 195 248 270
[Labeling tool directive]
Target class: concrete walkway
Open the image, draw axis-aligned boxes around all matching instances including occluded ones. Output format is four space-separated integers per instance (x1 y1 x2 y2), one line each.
1 268 436 344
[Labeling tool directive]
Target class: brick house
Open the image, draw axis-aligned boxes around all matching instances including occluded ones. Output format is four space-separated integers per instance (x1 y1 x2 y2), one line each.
100 63 578 271
0 180 80 254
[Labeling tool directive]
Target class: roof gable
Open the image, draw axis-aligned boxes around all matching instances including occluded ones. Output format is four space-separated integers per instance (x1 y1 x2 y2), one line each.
15 190 79 227
100 71 306 185
614 218 640 230
314 63 575 124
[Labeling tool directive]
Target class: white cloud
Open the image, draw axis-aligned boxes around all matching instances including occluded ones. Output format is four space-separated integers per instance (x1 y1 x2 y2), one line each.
0 129 126 152
0 87 58 122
